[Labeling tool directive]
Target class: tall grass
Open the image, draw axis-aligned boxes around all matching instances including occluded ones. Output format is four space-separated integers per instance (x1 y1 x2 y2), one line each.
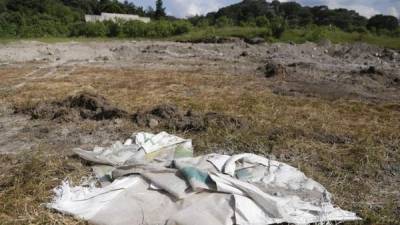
279 27 400 49
173 26 270 42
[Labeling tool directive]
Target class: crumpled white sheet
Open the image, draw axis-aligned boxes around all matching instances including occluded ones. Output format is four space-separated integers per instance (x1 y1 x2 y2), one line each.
48 132 361 225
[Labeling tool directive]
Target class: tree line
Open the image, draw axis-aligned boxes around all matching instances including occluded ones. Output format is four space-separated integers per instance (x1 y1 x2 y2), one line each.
0 0 398 38
191 0 399 37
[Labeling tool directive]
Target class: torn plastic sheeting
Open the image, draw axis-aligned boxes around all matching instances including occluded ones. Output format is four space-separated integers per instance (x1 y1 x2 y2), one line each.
72 131 193 166
48 132 361 225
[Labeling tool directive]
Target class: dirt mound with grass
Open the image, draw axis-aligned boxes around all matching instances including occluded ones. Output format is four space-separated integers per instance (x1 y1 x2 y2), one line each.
15 94 245 132
15 92 128 122
263 61 287 78
133 104 245 132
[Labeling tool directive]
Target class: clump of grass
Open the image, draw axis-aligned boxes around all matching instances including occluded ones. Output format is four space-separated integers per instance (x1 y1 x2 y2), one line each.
173 26 270 42
0 147 89 224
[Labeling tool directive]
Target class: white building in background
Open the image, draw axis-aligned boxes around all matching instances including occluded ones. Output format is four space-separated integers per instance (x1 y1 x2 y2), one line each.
85 13 151 23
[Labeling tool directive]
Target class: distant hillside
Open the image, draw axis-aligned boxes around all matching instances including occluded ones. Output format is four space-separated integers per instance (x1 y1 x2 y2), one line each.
203 0 371 32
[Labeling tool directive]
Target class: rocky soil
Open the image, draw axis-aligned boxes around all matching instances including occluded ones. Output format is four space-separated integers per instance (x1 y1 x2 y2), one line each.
0 40 399 101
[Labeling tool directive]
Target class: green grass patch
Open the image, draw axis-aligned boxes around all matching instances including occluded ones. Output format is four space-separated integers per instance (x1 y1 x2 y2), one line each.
279 27 400 49
173 26 269 42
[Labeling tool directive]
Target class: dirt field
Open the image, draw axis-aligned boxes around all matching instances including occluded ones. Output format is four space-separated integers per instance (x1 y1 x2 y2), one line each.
0 40 399 224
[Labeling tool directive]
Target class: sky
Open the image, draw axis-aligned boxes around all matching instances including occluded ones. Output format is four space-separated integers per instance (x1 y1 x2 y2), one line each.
128 0 400 19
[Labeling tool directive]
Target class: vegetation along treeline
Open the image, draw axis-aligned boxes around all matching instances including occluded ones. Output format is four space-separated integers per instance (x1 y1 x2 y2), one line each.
0 0 399 42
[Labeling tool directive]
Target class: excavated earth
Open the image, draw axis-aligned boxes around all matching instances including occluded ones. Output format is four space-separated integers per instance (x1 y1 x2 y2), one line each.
0 40 399 154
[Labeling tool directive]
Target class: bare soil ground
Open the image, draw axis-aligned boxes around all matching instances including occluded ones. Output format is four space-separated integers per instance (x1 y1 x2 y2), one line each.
0 40 399 224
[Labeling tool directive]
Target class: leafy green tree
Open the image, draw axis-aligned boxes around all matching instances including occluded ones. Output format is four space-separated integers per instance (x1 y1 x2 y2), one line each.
255 16 269 27
155 0 166 20
271 17 286 38
297 8 313 26
216 16 233 28
271 0 280 15
83 22 108 37
367 15 399 32
104 20 122 37
122 20 147 37
172 20 193 35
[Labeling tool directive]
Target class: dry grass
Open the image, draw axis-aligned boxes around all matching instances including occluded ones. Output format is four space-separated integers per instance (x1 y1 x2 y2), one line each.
0 65 399 224
0 146 89 224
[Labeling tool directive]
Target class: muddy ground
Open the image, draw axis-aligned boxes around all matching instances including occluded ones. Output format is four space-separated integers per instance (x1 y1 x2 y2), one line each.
0 40 399 224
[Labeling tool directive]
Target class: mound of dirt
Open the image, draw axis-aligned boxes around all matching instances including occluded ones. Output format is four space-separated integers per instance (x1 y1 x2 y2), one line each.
16 96 245 132
264 62 287 78
244 37 265 45
133 104 245 132
360 66 383 75
179 36 241 44
16 92 128 122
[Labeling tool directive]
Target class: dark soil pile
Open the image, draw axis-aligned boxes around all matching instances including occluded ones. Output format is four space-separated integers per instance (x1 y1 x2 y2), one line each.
264 62 287 78
178 36 241 44
16 94 245 132
133 104 245 132
15 92 128 122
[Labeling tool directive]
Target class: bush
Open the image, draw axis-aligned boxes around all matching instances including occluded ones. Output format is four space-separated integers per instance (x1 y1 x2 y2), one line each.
0 13 20 37
172 20 193 35
104 20 123 37
271 17 286 38
148 20 174 37
216 16 233 28
196 18 210 28
352 26 369 34
305 26 328 42
120 20 192 38
367 15 399 32
394 28 400 37
122 20 147 37
78 22 108 37
255 16 270 27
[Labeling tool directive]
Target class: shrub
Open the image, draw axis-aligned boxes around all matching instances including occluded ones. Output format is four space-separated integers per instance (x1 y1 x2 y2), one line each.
255 16 270 27
122 20 147 37
305 26 328 42
149 20 174 37
352 26 369 34
172 20 193 35
196 18 210 28
104 20 123 37
394 28 400 37
271 17 286 38
367 15 399 32
82 22 108 37
216 16 233 28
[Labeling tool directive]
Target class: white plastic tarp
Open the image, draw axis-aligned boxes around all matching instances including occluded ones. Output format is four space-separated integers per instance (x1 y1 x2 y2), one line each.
48 132 361 225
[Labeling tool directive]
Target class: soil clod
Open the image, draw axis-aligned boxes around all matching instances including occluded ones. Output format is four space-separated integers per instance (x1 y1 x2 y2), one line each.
361 66 383 75
15 92 128 122
244 37 265 45
264 62 287 78
133 104 245 132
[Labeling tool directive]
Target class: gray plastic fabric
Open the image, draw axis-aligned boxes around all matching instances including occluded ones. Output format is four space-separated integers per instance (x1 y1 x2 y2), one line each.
48 132 361 225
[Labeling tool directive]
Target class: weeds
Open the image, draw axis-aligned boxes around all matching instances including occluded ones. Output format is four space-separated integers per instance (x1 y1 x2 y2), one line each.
0 147 89 224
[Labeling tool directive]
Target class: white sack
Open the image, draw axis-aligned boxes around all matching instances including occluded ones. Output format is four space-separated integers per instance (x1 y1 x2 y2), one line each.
49 132 361 225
